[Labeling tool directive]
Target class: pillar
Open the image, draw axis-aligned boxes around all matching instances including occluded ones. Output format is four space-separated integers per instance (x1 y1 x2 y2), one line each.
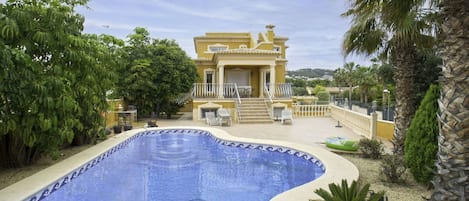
218 65 224 98
269 64 276 97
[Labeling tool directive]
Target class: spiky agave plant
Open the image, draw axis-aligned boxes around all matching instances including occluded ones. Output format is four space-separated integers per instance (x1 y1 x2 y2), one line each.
314 180 385 201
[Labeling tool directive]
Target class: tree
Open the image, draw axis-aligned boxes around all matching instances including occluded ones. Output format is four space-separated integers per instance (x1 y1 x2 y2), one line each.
119 28 198 118
404 84 439 184
355 66 377 104
338 62 359 109
429 0 469 200
0 0 113 167
413 48 442 109
342 0 437 155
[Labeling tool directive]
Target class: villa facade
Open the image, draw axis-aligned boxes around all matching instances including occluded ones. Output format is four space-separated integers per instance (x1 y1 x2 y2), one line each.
190 25 293 123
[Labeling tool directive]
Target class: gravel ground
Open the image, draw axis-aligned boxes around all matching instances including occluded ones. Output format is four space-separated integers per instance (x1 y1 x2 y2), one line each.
340 154 431 201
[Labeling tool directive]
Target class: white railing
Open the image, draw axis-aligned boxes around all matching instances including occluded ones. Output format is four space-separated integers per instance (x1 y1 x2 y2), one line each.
193 83 218 98
233 83 241 104
275 83 293 98
192 83 240 98
292 104 330 117
264 84 273 103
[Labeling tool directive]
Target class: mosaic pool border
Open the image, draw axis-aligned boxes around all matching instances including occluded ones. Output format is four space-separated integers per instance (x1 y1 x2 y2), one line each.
27 129 326 201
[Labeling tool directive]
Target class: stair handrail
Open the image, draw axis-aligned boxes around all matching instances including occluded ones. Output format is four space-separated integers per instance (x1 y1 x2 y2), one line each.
234 83 242 104
264 84 273 103
234 83 242 121
263 84 274 119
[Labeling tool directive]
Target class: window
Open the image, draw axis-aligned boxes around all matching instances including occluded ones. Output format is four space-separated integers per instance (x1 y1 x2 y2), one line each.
273 46 281 52
205 70 215 92
201 108 218 118
208 44 228 52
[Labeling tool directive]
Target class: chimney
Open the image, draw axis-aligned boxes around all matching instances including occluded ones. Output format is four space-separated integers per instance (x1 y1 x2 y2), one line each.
265 24 275 41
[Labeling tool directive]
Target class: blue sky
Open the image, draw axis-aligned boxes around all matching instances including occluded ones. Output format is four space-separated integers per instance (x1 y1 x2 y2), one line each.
3 0 371 70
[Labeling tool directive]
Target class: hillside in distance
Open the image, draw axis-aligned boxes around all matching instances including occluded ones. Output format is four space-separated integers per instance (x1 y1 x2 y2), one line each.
286 68 334 78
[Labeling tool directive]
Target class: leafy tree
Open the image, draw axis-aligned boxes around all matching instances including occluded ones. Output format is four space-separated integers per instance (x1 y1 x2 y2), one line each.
413 48 441 109
405 84 439 184
0 0 113 167
119 28 197 118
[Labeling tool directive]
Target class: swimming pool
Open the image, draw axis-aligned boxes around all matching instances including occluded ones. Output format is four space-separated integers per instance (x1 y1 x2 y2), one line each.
0 127 359 201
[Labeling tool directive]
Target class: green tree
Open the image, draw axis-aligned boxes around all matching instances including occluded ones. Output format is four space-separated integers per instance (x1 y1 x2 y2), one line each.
404 84 439 184
413 48 441 109
337 62 359 109
0 0 112 167
342 0 437 155
355 66 376 104
119 28 197 118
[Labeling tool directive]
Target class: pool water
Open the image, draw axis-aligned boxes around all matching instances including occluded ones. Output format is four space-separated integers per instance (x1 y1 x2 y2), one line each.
42 130 324 201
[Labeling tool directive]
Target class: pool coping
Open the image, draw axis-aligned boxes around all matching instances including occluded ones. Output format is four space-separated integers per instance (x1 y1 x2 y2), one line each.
0 127 359 201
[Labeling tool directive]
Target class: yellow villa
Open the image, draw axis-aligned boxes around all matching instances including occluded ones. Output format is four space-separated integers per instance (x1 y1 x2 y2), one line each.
190 25 293 123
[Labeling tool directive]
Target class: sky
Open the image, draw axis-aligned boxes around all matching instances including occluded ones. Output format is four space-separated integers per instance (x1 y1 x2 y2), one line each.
3 0 372 70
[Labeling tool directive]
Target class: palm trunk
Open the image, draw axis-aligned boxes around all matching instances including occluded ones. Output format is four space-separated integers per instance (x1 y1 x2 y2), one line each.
431 0 469 200
391 43 417 155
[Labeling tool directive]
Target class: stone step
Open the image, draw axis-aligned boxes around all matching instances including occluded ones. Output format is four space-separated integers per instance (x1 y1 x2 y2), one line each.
238 119 273 124
236 98 272 124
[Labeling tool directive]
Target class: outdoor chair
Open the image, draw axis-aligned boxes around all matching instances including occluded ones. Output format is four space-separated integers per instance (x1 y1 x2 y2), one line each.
281 109 293 124
217 108 232 126
205 112 221 126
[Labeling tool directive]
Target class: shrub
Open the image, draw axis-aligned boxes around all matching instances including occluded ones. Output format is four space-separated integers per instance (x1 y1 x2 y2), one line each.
358 138 384 159
314 179 386 201
404 84 439 184
380 155 407 183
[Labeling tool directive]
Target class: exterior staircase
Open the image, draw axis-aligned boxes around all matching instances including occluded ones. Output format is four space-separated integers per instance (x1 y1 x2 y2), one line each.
237 98 273 124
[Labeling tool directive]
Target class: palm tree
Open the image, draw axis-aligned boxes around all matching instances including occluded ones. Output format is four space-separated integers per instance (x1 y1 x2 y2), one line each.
429 0 469 200
342 0 436 155
343 62 359 110
355 66 377 104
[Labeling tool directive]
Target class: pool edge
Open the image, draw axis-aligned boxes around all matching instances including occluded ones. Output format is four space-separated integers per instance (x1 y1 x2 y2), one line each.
0 126 359 201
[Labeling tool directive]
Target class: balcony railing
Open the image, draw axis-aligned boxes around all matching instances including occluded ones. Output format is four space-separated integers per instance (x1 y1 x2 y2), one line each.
192 83 292 99
192 83 243 100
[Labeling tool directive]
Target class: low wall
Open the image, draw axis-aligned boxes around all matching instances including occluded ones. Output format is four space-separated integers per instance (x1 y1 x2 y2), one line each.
377 120 394 141
330 105 372 138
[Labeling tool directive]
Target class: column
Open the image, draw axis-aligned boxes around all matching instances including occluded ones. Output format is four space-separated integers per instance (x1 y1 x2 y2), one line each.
259 70 264 98
269 65 276 97
218 65 224 98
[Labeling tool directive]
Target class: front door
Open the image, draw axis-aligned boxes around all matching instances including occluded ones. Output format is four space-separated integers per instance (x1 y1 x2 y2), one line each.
226 70 251 97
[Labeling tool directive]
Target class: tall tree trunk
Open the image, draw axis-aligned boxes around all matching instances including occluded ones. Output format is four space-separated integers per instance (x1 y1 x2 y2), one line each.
0 133 40 168
391 44 417 155
431 0 469 200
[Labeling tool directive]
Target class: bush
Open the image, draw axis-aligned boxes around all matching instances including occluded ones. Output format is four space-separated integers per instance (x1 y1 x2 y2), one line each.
358 138 384 159
380 155 407 183
404 84 439 184
314 179 386 201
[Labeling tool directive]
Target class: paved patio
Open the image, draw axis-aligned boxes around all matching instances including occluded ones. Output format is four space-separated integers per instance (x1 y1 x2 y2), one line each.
155 114 365 148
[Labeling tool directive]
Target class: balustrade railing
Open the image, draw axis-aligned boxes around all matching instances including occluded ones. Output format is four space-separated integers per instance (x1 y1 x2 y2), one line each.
274 83 293 98
192 83 240 98
292 104 330 117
